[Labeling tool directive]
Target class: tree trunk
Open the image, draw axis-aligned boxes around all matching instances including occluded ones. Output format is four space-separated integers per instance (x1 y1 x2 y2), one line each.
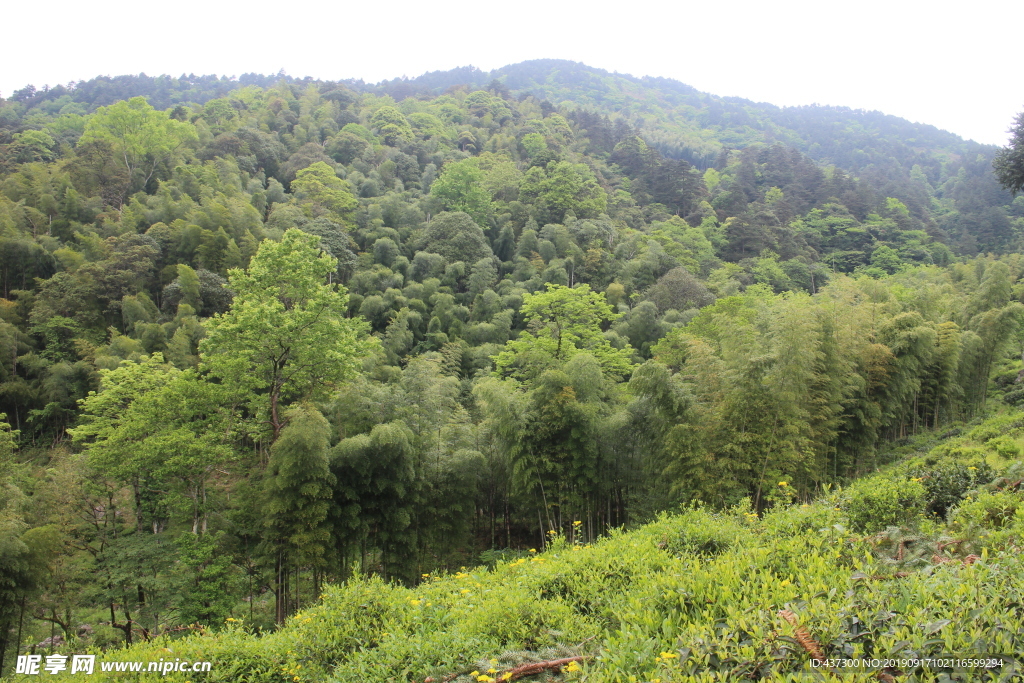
110 602 133 647
274 551 284 625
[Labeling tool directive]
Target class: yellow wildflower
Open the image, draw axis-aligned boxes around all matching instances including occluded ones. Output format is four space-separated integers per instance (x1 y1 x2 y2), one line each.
566 661 581 672
778 481 788 487
529 548 536 553
779 579 791 588
659 651 679 659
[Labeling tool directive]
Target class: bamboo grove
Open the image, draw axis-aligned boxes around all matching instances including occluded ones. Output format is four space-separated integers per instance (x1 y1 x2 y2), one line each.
1 62 1023 660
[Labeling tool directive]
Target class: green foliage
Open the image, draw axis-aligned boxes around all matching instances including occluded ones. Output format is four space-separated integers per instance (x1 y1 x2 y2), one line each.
493 284 633 380
34 500 1024 682
948 488 1024 551
993 110 1024 195
520 161 607 224
5 63 1024 663
909 458 994 519
265 406 335 565
369 106 413 146
290 161 357 224
201 228 375 437
78 96 196 199
173 532 240 626
844 476 926 533
421 211 492 264
429 159 492 226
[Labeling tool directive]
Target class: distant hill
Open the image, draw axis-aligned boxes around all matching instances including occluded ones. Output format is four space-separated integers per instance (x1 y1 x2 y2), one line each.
369 59 989 170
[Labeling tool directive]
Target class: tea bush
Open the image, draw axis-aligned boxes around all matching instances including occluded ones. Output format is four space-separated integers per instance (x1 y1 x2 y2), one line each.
844 476 926 533
908 458 995 518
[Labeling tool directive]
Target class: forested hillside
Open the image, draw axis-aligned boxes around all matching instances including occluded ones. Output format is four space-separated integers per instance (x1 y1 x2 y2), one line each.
2 61 1024 674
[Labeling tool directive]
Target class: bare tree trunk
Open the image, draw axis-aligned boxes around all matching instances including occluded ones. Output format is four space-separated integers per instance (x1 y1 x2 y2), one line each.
274 551 284 625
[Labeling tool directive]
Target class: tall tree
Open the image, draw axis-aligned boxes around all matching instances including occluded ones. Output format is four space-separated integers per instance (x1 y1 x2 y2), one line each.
493 283 634 380
78 97 196 201
201 229 376 441
290 161 358 225
993 110 1024 194
263 405 334 624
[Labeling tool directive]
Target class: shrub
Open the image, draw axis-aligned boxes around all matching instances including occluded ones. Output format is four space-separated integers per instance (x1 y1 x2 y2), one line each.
988 436 1022 460
845 475 926 533
949 489 1024 552
908 459 995 519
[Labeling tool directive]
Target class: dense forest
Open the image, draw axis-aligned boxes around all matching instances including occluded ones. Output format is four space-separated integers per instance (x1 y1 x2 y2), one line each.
2 60 1024 678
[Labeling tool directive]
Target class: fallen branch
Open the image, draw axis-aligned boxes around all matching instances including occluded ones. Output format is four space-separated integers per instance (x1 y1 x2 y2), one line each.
932 553 981 566
423 673 461 683
498 656 588 681
778 610 825 663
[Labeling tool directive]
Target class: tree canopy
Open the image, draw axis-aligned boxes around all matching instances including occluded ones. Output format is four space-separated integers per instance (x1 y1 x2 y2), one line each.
201 228 375 439
994 110 1024 195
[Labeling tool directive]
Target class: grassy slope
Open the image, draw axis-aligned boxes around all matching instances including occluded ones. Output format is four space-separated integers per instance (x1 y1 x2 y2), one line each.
10 415 1024 682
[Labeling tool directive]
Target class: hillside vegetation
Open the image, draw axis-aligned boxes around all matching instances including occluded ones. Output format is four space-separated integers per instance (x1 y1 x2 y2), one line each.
8 417 1024 681
2 60 1024 678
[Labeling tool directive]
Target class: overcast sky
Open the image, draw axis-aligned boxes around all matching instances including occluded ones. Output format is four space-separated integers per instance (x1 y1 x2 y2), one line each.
4 0 1020 146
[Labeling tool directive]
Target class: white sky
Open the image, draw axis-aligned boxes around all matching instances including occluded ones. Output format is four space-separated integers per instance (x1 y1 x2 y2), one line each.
4 0 1020 146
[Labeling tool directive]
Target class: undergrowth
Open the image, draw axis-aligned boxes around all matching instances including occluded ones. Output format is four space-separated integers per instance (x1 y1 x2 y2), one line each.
10 416 1024 682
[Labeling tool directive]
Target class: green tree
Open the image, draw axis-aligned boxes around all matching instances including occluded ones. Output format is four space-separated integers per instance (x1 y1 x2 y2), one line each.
201 228 375 440
429 159 492 226
493 284 634 380
79 97 197 200
263 405 335 623
331 421 418 580
994 110 1024 194
290 161 357 225
369 106 413 146
520 161 608 223
421 212 493 264
175 264 201 313
71 355 234 535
